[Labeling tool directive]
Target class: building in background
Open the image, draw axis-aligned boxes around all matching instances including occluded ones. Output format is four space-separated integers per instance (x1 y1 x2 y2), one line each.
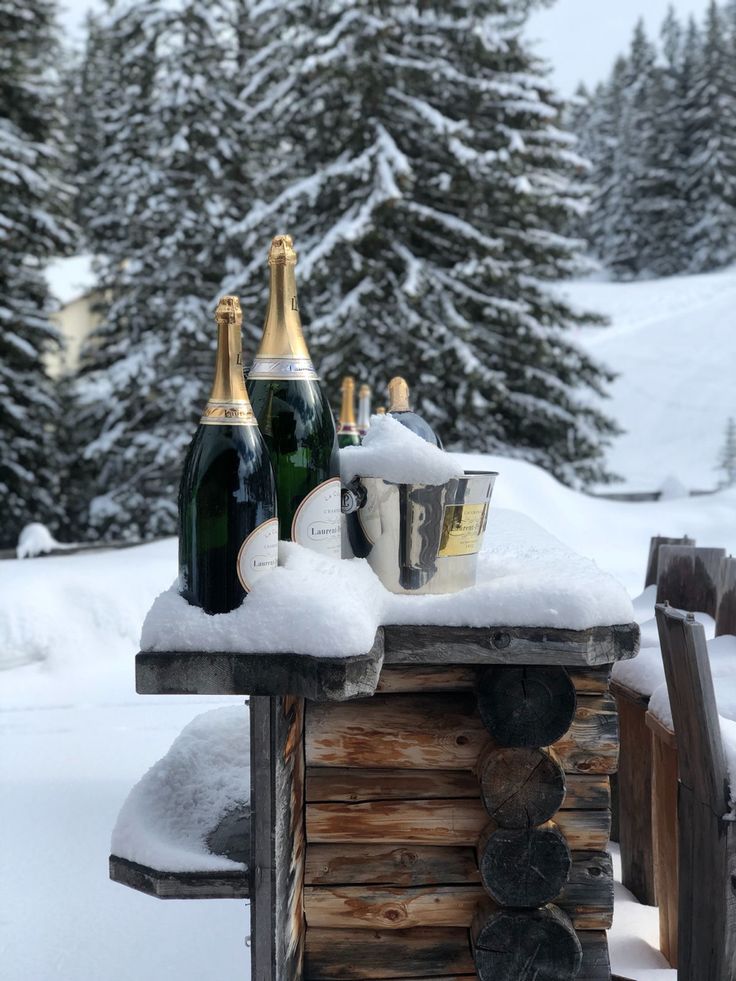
44 255 100 378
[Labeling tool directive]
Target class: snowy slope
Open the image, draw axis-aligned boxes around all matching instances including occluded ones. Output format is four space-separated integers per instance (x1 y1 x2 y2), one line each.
560 266 736 493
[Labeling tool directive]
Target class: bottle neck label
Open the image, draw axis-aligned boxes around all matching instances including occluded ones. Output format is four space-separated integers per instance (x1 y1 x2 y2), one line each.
248 356 318 381
201 398 258 426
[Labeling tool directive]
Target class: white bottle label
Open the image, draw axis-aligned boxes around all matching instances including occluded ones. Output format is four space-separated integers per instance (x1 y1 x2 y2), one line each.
237 518 279 593
291 478 342 558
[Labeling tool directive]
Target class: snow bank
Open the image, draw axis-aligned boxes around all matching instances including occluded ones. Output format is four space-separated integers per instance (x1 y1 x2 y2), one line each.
16 522 65 559
111 706 249 872
340 412 465 485
141 508 634 657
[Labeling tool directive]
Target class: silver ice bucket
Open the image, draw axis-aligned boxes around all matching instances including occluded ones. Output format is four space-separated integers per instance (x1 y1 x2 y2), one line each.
344 471 497 595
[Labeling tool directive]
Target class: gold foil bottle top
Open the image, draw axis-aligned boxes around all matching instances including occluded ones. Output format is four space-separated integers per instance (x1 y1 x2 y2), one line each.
359 384 371 398
388 376 411 413
340 376 357 426
268 234 297 266
376 406 386 415
215 295 242 327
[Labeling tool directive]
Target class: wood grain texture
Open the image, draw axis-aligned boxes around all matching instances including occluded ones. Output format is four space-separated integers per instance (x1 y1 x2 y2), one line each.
304 883 485 930
306 800 610 850
578 930 612 981
614 692 656 906
559 852 614 931
656 546 726 618
137 629 384 702
250 695 305 981
472 902 582 981
477 820 571 908
645 535 695 588
108 854 249 899
303 926 475 979
305 844 481 888
477 744 566 826
383 623 639 667
376 664 612 694
650 726 679 967
306 693 618 774
477 664 577 747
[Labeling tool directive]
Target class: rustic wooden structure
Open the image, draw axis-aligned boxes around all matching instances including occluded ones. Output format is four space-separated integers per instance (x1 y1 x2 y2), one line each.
716 556 736 637
644 707 678 966
655 604 736 981
122 618 638 981
644 535 694 589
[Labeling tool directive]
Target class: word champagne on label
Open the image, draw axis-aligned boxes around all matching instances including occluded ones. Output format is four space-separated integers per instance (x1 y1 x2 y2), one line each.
387 376 443 447
357 383 372 437
178 296 278 615
247 235 341 557
337 376 361 447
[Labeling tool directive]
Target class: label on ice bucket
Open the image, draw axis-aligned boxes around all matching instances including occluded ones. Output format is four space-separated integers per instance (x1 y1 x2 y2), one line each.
438 503 490 558
237 518 279 592
291 478 342 558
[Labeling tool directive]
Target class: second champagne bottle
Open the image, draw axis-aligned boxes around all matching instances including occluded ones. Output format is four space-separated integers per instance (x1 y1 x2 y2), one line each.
247 235 342 558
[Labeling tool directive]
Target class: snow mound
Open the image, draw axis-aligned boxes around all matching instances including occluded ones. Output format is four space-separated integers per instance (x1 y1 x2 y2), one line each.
141 508 634 657
340 412 465 485
16 523 64 559
111 705 249 872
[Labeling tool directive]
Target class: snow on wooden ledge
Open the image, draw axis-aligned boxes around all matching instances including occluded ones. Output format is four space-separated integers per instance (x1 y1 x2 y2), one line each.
140 508 635 660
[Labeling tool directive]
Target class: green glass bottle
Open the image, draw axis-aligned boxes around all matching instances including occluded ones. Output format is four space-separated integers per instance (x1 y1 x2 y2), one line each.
247 235 341 557
337 376 361 447
179 296 278 615
387 376 444 448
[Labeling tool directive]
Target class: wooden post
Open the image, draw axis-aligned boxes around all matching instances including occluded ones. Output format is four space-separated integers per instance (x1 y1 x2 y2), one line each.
655 604 736 981
656 545 726 615
250 695 305 981
644 535 695 588
716 556 736 637
646 710 678 967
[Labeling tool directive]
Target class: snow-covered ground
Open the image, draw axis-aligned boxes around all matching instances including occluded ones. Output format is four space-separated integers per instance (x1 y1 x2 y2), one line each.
5 449 727 980
564 265 736 494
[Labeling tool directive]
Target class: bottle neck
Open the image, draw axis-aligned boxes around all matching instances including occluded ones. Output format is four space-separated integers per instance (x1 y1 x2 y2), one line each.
257 261 310 360
340 382 357 427
202 319 256 426
357 391 371 428
388 378 411 413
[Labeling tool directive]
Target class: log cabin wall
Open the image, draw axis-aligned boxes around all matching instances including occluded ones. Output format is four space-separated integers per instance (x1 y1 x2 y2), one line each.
301 664 617 981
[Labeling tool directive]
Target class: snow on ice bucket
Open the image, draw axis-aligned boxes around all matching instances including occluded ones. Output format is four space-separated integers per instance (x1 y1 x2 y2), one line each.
343 471 497 595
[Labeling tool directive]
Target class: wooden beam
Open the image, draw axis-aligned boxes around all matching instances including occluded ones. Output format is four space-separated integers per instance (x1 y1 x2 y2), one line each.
108 854 249 899
376 664 612 695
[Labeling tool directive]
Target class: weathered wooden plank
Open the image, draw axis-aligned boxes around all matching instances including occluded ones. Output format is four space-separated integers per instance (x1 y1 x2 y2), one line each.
560 852 614 931
477 819 571 907
656 546 726 617
477 744 566 826
304 884 485 930
307 800 610 850
306 767 478 803
250 695 305 981
376 664 612 694
649 721 679 967
645 535 695 588
383 623 639 667
303 926 475 979
306 764 609 812
578 930 612 981
108 854 250 899
716 555 736 638
305 844 481 887
656 604 736 981
477 664 577 747
137 630 384 702
613 688 656 905
306 694 618 774
472 902 582 981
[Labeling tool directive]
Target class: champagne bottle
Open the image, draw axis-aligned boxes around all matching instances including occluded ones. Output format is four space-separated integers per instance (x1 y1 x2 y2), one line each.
387 376 443 447
247 235 341 557
357 383 372 437
376 406 386 415
338 376 361 447
179 296 278 615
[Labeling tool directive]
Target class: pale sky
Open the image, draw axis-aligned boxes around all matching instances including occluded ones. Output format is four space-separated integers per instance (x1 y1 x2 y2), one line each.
59 0 714 96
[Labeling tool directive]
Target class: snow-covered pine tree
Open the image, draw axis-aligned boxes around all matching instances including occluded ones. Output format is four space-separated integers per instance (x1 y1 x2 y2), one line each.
717 417 736 487
683 0 736 272
72 0 253 539
225 0 618 487
0 0 75 547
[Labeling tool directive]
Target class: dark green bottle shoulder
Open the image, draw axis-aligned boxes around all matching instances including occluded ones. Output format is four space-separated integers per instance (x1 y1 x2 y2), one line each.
181 424 270 477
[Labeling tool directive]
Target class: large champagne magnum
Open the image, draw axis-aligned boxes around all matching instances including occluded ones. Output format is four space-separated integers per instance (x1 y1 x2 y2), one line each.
387 376 443 448
179 296 278 615
357 383 372 437
337 376 361 447
247 235 341 557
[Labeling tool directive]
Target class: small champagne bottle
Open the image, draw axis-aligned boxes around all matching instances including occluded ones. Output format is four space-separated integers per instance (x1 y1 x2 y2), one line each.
247 235 341 556
178 296 278 615
357 383 372 437
338 376 361 447
387 376 443 447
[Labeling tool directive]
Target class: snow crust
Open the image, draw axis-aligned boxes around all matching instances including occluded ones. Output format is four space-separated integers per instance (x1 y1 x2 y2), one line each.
340 412 465 485
111 706 249 872
16 522 64 558
141 507 634 657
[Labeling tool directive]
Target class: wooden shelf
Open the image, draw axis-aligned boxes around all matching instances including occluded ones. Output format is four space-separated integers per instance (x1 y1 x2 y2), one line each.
109 855 249 900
